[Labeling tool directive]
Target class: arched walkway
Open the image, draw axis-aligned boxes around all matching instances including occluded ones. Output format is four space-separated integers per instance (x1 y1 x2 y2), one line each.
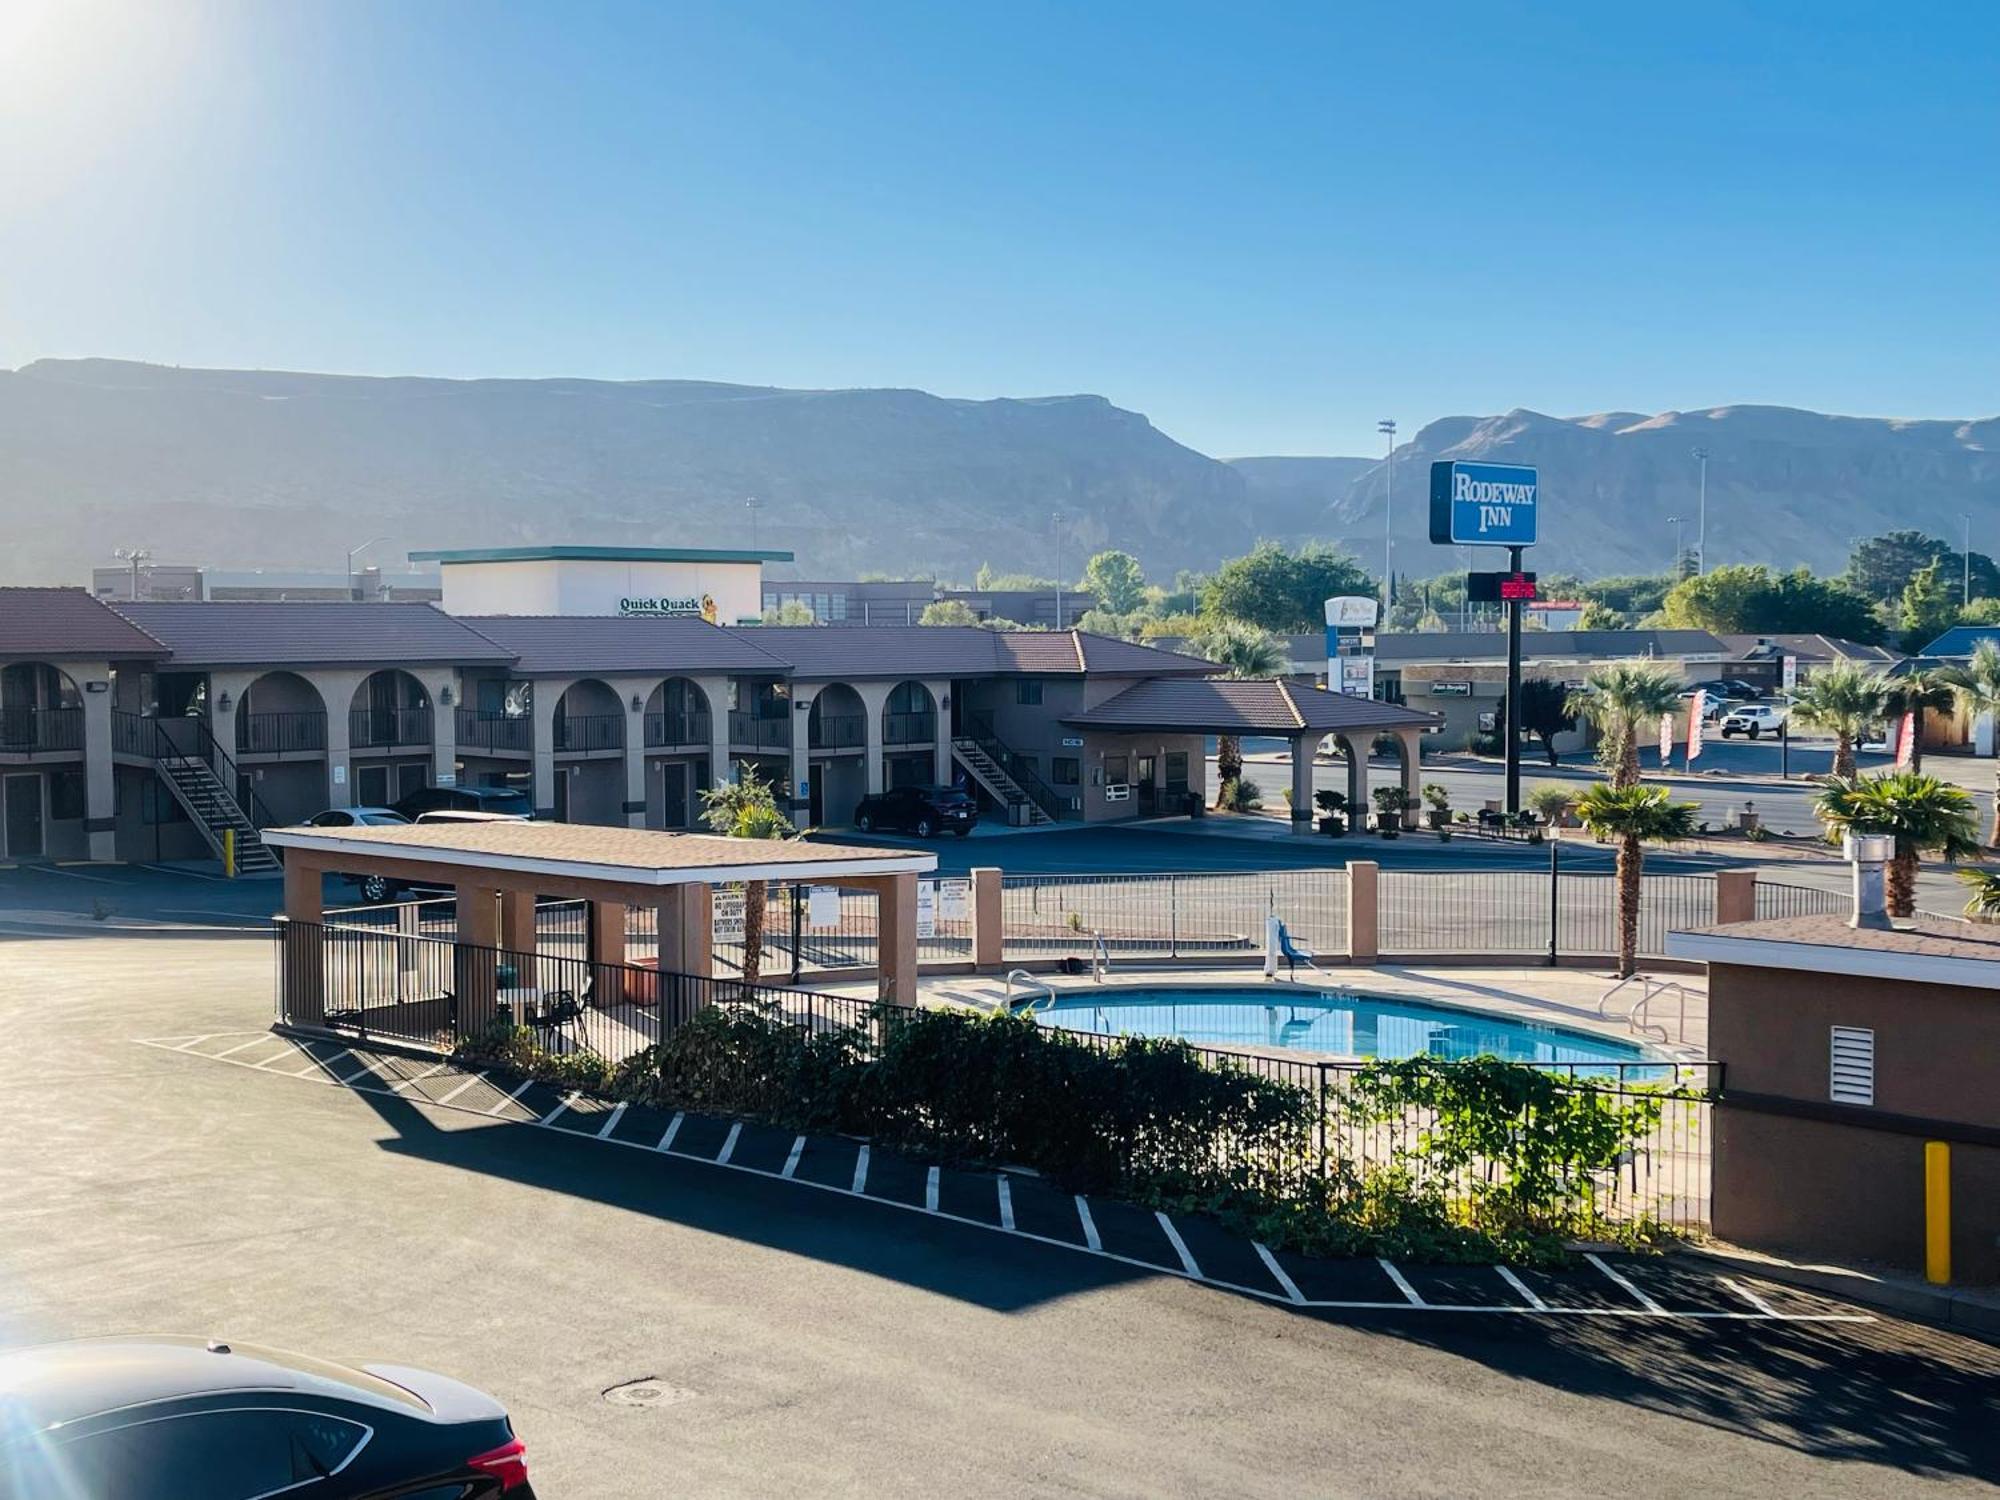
349 670 431 749
553 678 624 752
236 671 327 754
0 661 81 751
645 677 711 749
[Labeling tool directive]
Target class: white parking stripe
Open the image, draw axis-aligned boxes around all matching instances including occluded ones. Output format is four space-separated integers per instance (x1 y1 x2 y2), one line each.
333 1052 380 1085
486 1079 535 1116
1255 1243 1305 1305
1378 1258 1424 1306
595 1102 627 1140
1151 1213 1198 1278
1495 1265 1547 1310
781 1136 806 1179
996 1176 1015 1231
388 1062 448 1095
657 1112 685 1151
1720 1276 1780 1316
214 1036 276 1060
851 1145 870 1195
146 1039 1882 1327
1587 1253 1668 1314
172 1035 217 1052
1075 1196 1102 1252
539 1093 576 1127
717 1121 742 1164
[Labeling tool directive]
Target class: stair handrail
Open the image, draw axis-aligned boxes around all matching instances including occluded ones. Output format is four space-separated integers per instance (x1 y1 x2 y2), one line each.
150 715 279 831
960 712 1064 821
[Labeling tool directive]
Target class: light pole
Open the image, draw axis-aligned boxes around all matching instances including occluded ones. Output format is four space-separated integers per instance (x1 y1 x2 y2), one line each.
1691 448 1709 574
1378 419 1398 611
1051 510 1064 629
345 536 388 599
114 546 152 601
1962 512 1974 606
746 496 761 550
1667 516 1685 577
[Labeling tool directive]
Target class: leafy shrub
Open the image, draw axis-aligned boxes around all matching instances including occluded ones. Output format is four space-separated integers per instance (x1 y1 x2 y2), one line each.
1216 777 1263 812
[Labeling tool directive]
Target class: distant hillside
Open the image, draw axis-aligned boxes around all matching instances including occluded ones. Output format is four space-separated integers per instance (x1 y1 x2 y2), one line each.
1333 406 2000 577
0 359 1252 583
2 360 1994 585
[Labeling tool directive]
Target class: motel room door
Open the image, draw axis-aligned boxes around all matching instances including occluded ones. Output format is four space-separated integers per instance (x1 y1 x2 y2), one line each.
3 773 44 859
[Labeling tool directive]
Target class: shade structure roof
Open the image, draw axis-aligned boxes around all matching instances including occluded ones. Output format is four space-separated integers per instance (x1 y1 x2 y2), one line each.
1064 677 1440 735
262 820 937 887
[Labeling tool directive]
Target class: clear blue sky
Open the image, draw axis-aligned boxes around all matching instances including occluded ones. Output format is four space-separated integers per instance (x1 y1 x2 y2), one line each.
3 0 1993 455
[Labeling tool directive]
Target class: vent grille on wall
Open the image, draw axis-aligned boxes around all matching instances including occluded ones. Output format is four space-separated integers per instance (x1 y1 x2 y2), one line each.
1829 1026 1875 1106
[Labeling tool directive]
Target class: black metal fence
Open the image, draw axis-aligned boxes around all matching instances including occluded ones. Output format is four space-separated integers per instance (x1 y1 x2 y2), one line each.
1002 870 1347 961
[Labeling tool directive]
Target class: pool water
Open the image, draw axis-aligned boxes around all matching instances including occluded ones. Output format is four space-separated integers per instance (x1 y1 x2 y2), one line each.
1027 984 1661 1066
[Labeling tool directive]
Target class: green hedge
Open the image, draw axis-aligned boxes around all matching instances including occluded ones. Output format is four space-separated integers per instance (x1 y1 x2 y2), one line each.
456 1002 1682 1265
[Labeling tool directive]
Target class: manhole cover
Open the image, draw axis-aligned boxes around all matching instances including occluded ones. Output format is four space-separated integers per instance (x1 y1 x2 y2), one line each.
603 1377 696 1410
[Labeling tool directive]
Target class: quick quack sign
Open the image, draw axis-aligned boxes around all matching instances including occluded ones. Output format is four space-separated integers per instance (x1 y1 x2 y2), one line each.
1428 461 1539 547
619 593 718 622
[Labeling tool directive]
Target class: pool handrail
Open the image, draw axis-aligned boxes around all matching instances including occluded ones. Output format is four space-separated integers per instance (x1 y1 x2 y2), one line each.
1004 969 1055 1011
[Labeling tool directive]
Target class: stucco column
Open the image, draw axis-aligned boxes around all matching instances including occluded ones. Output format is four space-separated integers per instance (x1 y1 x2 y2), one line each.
656 883 714 1030
76 660 116 860
531 676 565 819
1340 734 1368 821
281 855 326 1026
428 670 459 790
454 882 501 1035
1398 728 1424 830
1346 859 1379 964
609 676 652 828
787 684 819 823
856 681 891 796
1714 869 1758 925
588 898 628 1004
970 866 1004 969
312 669 368 810
207 669 258 786
699 675 734 795
875 871 919 1004
928 679 955 785
1289 733 1315 837
499 889 537 953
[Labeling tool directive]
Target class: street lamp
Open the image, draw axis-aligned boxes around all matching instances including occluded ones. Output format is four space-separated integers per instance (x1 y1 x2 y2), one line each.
1378 419 1398 611
345 536 388 599
1691 448 1709 575
745 496 761 550
1050 510 1064 629
113 546 152 601
1667 516 1685 577
1961 512 1974 606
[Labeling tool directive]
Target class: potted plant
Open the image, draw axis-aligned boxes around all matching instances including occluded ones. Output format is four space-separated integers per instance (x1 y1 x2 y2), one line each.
1372 785 1408 838
1314 788 1348 836
1421 782 1452 830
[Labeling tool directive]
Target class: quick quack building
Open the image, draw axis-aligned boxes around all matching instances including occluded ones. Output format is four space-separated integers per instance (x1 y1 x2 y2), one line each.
0 545 1439 865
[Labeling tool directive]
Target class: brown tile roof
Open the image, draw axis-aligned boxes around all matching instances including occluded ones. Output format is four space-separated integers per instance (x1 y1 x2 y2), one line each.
115 602 515 668
0 588 168 661
462 615 790 676
737 626 1212 679
1065 677 1440 734
264 820 934 883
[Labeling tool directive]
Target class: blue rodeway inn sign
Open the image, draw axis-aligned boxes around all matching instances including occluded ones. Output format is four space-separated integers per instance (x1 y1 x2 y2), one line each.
1429 461 1539 547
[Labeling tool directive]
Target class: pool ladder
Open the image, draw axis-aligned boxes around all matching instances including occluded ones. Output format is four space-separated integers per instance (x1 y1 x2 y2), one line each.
1004 970 1055 1011
1598 975 1688 1044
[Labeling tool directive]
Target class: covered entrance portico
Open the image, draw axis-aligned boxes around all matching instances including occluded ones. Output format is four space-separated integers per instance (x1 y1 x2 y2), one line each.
1062 677 1442 834
263 821 937 1053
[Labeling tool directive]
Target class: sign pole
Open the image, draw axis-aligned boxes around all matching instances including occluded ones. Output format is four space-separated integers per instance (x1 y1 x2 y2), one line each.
1504 544 1524 815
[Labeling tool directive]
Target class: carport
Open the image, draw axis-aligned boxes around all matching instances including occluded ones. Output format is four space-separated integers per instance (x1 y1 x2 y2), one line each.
262 821 937 1038
1062 678 1443 834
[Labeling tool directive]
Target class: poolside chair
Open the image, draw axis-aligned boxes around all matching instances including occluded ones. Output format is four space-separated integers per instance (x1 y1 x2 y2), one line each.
1274 920 1319 979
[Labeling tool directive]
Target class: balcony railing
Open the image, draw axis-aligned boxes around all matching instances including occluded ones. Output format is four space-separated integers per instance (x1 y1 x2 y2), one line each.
236 710 327 755
456 710 533 753
809 713 865 750
349 706 433 749
729 710 791 751
883 710 937 745
554 713 623 753
645 710 712 749
112 710 156 757
0 706 83 753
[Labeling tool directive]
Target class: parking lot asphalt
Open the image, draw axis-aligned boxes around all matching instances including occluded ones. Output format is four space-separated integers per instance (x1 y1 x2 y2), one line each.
4 930 1998 1497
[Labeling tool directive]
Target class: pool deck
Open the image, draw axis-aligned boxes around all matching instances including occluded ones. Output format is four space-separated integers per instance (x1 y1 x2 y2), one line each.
819 963 1712 1061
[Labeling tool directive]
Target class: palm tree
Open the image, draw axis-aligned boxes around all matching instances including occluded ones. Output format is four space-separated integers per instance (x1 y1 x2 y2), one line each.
1189 619 1286 798
1955 867 2000 922
1942 640 2000 845
699 767 796 985
1566 663 1682 789
1789 660 1890 781
1881 667 1956 773
1573 783 1698 977
1814 770 1978 918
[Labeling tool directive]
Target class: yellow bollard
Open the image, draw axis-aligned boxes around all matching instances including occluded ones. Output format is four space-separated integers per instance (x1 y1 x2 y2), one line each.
1925 1140 1951 1286
222 827 237 880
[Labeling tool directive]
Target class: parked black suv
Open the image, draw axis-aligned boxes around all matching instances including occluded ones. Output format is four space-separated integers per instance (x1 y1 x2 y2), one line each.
852 784 976 838
393 784 533 820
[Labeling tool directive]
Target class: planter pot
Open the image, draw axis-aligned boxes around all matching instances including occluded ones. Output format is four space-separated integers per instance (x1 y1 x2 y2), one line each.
1318 816 1346 836
1426 810 1448 829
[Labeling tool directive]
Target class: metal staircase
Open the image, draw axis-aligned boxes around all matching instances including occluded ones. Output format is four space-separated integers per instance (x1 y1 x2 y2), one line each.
952 715 1059 825
145 718 282 874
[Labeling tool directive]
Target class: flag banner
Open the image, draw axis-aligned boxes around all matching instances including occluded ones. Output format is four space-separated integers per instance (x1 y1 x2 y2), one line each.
1686 691 1706 763
1896 710 1917 768
1659 712 1674 765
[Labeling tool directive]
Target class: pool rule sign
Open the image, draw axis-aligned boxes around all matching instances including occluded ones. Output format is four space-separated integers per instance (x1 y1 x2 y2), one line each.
1431 460 1540 813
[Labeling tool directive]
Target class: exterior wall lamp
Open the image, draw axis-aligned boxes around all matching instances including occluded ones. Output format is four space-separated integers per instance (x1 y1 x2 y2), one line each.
216 691 233 713
439 684 454 708
630 693 645 713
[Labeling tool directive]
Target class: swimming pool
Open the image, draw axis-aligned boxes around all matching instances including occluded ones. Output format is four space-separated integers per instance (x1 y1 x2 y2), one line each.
1023 984 1663 1066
